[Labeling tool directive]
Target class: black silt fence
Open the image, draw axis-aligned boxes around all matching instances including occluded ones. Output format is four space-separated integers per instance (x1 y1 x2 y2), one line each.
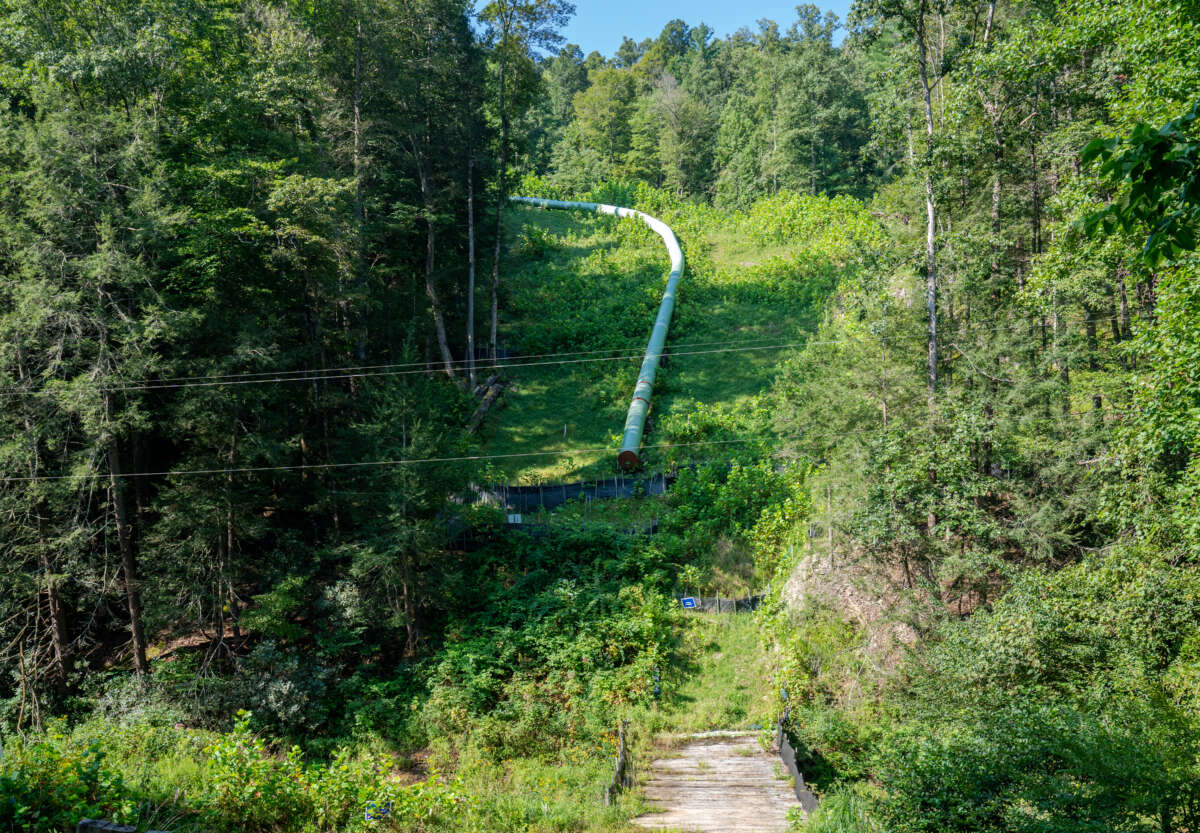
776 720 820 814
463 472 671 514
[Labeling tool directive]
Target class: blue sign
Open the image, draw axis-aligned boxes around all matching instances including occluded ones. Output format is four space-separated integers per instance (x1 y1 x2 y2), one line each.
681 597 696 608
365 801 392 821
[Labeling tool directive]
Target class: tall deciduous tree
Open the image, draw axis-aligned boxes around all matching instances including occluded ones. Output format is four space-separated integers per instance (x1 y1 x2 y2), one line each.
479 0 574 360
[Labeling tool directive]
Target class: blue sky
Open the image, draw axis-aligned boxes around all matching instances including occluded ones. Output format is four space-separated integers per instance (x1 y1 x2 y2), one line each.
558 1 853 58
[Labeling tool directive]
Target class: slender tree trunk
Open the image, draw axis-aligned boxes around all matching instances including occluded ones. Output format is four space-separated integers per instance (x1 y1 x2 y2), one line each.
225 425 239 645
826 484 833 570
989 169 1002 279
490 57 508 361
105 418 148 676
1084 305 1099 370
353 20 364 227
412 140 457 378
1030 140 1042 254
1116 272 1132 369
880 342 889 427
1052 297 1069 415
914 3 942 542
916 3 939 398
771 54 779 196
1109 297 1121 342
351 16 368 362
467 155 477 387
37 532 70 691
1118 270 1131 338
983 0 996 44
16 350 70 689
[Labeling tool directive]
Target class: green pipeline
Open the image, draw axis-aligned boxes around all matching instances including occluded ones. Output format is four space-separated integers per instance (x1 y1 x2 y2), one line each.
510 196 684 470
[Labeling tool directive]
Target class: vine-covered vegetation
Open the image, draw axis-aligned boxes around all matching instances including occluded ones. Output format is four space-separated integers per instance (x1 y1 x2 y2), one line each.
2 0 1199 829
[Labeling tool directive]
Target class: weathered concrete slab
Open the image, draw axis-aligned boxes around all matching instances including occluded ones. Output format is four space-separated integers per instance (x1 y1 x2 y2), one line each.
632 733 800 833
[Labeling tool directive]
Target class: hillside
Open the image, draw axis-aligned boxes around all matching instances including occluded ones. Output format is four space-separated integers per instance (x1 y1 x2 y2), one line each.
478 189 870 480
3 0 1200 831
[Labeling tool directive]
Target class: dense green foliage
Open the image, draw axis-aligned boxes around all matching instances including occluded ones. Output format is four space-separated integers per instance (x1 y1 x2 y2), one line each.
0 0 492 710
526 12 875 203
733 0 1200 829
3 0 1200 828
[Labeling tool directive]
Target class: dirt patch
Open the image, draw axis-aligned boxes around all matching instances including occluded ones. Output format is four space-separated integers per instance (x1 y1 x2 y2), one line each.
781 547 921 669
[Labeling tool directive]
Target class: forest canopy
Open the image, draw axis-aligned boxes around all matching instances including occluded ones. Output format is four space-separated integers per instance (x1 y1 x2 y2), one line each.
1 0 1199 829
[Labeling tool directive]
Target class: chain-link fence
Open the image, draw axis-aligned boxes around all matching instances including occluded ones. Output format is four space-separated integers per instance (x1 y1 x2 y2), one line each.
675 594 764 612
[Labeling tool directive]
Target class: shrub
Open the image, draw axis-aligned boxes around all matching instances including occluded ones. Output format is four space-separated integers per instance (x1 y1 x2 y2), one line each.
0 732 137 832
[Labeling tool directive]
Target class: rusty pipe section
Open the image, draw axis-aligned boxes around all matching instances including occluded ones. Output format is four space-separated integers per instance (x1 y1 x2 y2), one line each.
510 196 684 470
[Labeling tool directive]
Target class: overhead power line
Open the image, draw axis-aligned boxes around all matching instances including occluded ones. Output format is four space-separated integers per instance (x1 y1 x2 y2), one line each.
95 334 794 387
0 341 811 398
0 437 778 483
2 396 1130 484
0 312 1128 399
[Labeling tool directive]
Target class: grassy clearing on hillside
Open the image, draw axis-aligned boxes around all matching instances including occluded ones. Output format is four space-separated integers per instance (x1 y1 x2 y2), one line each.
478 209 652 481
479 202 824 481
661 613 774 735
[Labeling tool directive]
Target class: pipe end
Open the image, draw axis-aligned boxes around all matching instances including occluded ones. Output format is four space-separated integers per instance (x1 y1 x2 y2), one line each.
617 449 640 471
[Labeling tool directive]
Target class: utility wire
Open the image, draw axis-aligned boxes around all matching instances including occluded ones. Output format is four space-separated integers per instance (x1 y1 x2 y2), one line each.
3 398 1130 484
0 313 1129 399
0 437 777 483
0 342 812 398
92 334 794 386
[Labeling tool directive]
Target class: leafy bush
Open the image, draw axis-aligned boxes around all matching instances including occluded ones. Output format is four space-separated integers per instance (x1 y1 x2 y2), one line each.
803 785 878 833
0 734 136 832
1 715 476 833
419 550 680 761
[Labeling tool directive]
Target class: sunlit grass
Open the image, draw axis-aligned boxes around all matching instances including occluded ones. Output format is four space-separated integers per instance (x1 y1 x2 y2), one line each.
481 207 812 481
456 754 650 833
705 225 793 270
659 614 774 735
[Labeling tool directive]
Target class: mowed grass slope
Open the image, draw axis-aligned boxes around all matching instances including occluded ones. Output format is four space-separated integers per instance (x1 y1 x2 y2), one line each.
664 613 774 734
478 203 817 481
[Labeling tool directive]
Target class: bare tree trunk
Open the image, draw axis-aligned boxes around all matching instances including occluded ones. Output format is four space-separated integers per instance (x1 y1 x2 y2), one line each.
1052 297 1069 415
916 3 939 398
489 58 508 361
1118 270 1131 338
106 425 148 676
467 155 477 387
37 524 70 691
412 138 457 378
1084 305 1099 370
225 425 241 646
402 557 419 656
983 0 996 43
771 73 779 196
1030 140 1042 255
16 350 70 690
826 483 834 570
352 17 369 361
353 20 364 227
989 170 1002 280
1115 272 1132 369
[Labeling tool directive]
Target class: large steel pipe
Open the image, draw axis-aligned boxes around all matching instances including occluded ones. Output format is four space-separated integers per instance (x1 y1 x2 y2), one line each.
510 196 685 470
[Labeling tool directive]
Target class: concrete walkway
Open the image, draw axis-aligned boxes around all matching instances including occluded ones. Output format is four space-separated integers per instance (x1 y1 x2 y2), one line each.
632 732 800 833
